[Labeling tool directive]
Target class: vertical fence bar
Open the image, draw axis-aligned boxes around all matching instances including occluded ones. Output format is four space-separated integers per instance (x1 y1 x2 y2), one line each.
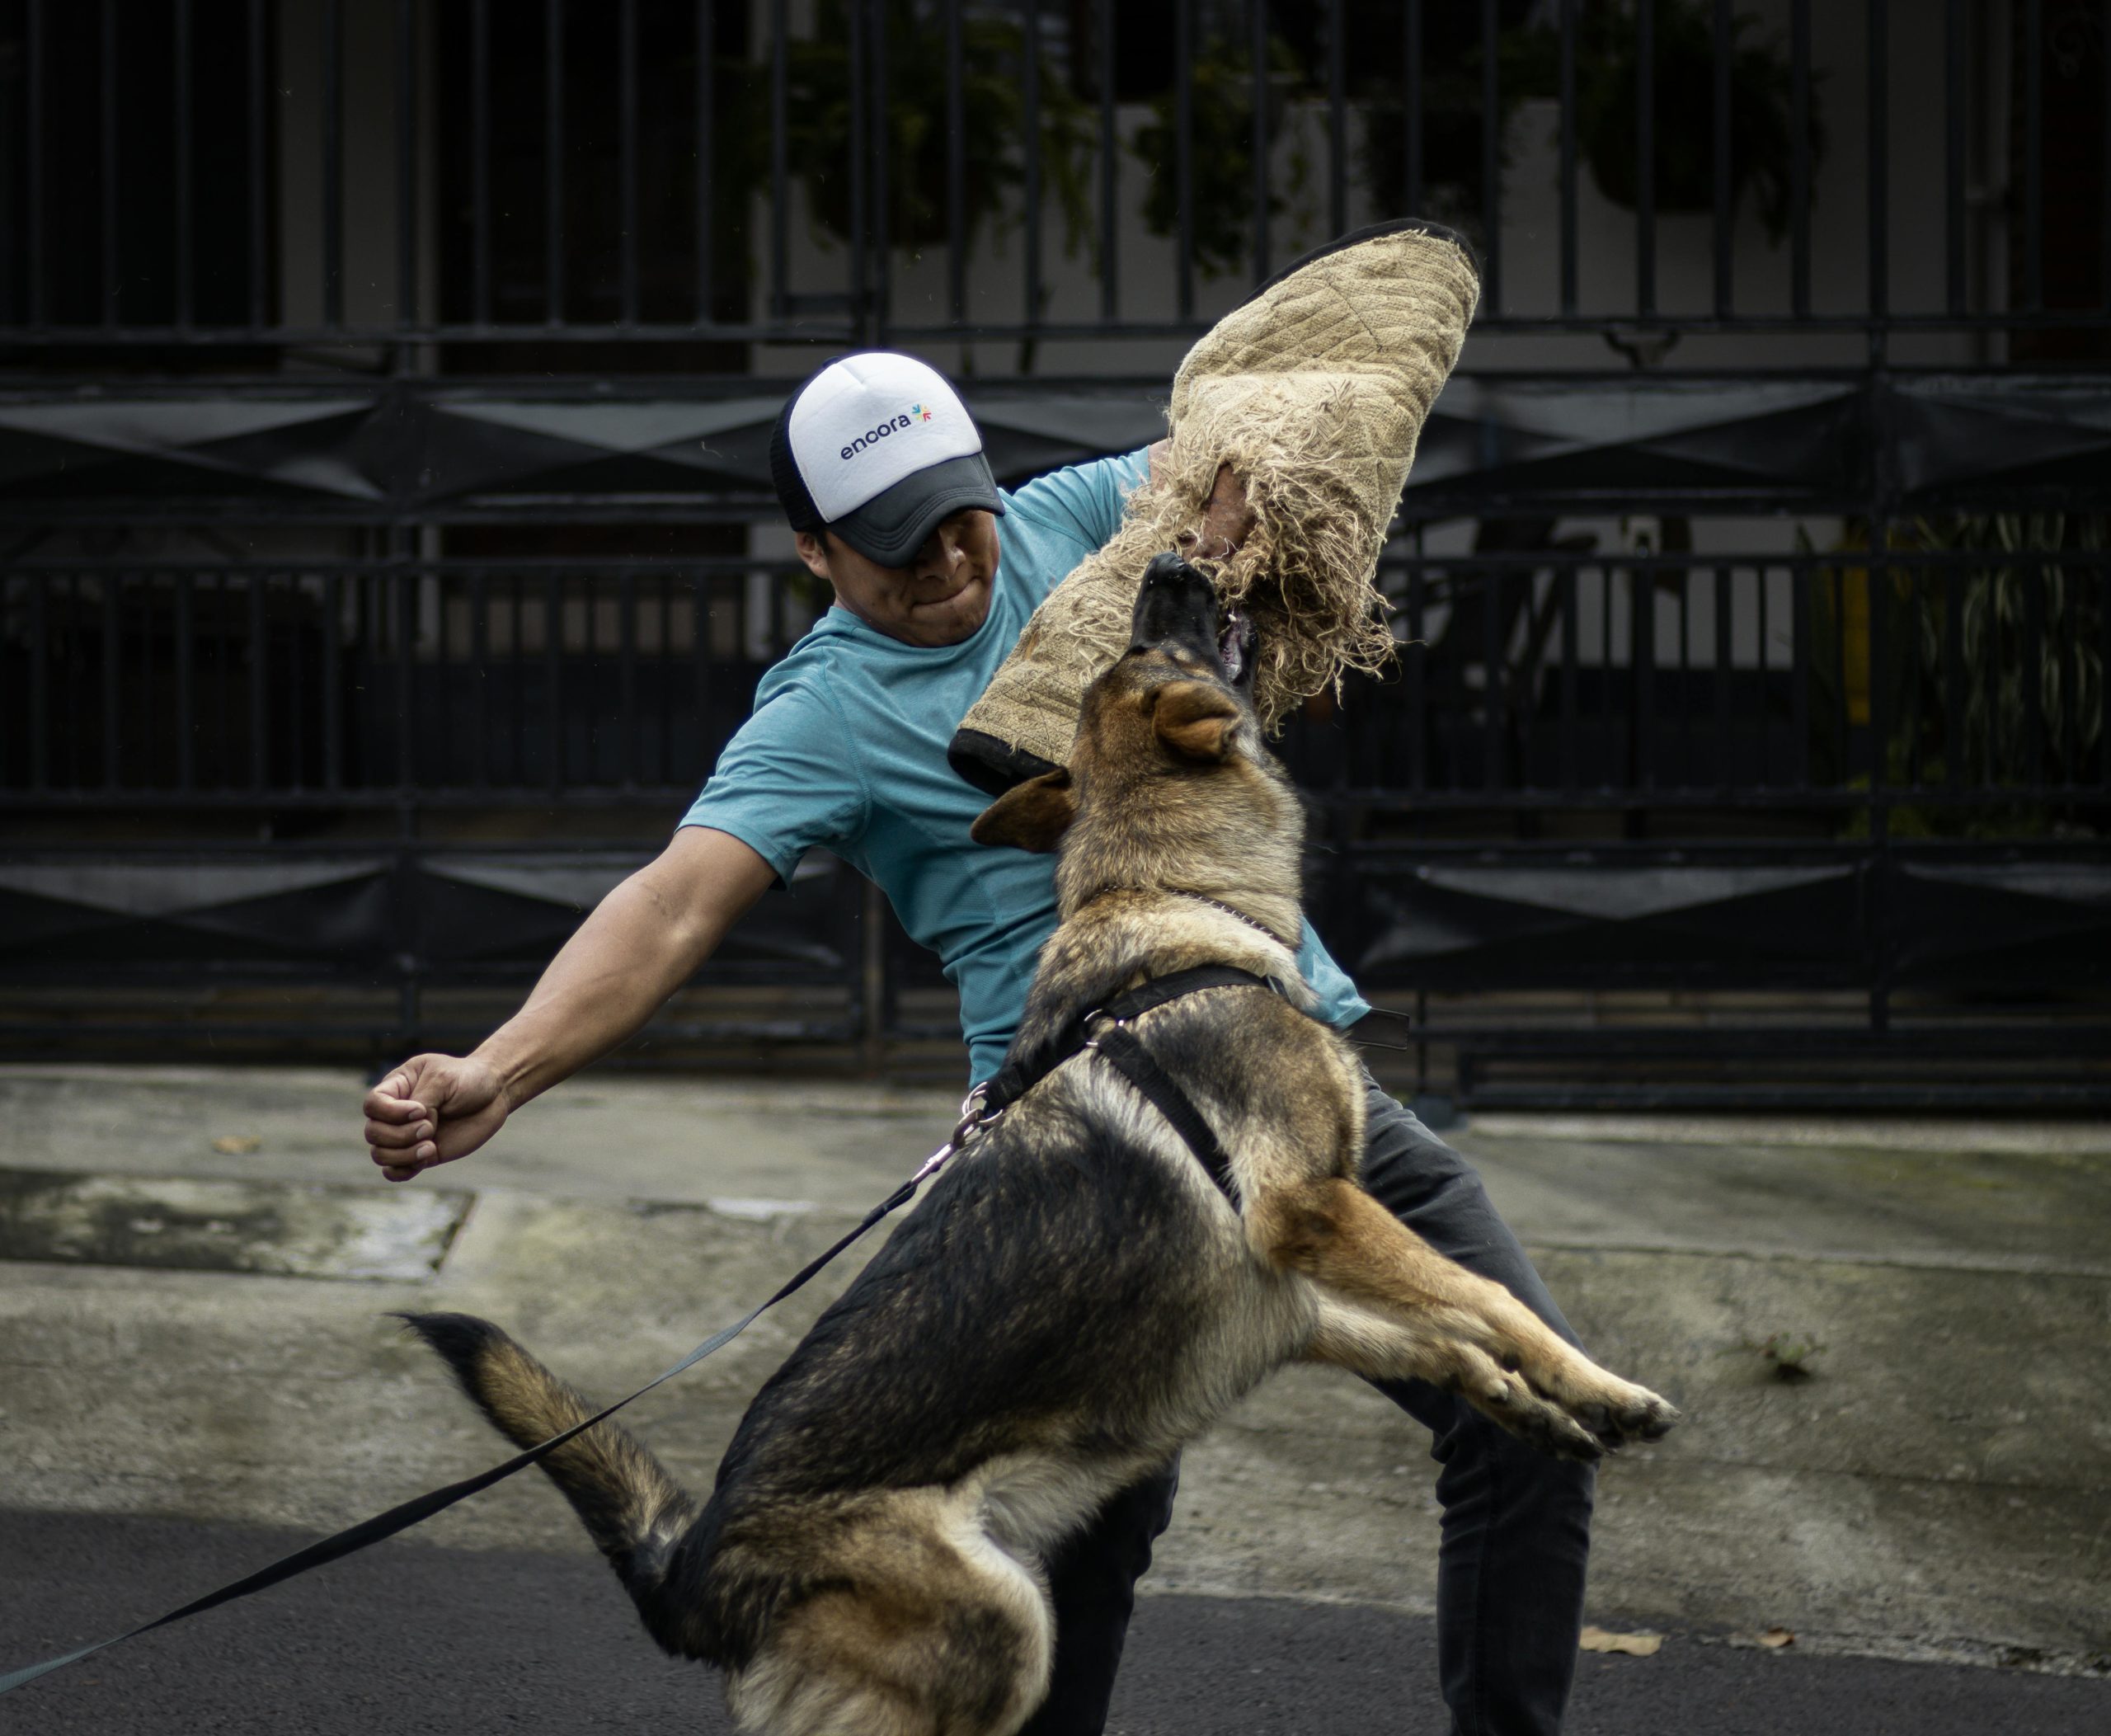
1865 548 1889 1029
693 0 714 323
1326 0 1346 241
176 0 195 328
620 0 638 326
1403 0 1422 217
2022 555 2045 783
848 0 867 337
1481 0 1501 313
1559 0 1576 315
2101 565 2110 790
1560 566 1578 791
472 0 490 323
1406 555 1427 793
323 572 341 792
1944 0 1966 313
870 0 892 336
1098 0 1117 320
251 572 270 791
1251 0 1270 285
692 572 711 787
1942 562 1965 788
2022 0 2043 313
657 575 674 783
323 0 344 328
1174 0 1195 322
620 572 639 791
470 571 490 788
947 0 966 326
101 0 118 326
397 567 417 793
1868 547 1888 818
768 0 787 321
67 573 83 787
1867 0 1888 349
1634 568 1656 790
1711 0 1731 318
248 0 266 331
27 578 49 791
1636 0 1655 318
12 0 37 326
1831 567 1850 784
1714 568 1733 788
175 574 195 791
102 576 122 788
1756 565 1770 785
286 576 307 791
397 0 418 333
1600 566 1615 779
1023 0 1042 332
545 573 563 793
548 0 567 325
1791 0 1811 316
1482 564 1503 792
1677 572 1693 785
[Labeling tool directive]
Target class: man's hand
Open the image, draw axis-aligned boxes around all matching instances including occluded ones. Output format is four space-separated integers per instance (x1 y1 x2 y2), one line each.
355 827 776 1186
363 1053 510 1183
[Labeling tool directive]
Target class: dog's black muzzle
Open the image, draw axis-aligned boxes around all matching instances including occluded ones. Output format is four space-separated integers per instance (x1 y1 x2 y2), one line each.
1131 551 1256 693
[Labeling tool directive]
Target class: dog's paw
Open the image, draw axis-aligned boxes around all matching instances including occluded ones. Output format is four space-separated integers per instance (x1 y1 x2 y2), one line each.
1455 1348 1606 1462
1559 1374 1680 1452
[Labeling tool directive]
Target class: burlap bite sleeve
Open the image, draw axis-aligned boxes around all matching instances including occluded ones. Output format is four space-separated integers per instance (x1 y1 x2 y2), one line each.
947 219 1481 798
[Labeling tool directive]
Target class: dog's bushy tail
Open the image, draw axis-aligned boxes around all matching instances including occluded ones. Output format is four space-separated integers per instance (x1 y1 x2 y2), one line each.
398 1311 713 1658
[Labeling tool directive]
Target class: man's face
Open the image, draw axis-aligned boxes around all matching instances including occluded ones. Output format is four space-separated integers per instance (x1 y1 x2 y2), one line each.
796 509 1001 648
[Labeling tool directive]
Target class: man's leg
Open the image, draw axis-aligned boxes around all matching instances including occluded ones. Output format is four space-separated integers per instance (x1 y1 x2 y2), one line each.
1356 1077 1596 1736
1018 1462 1180 1736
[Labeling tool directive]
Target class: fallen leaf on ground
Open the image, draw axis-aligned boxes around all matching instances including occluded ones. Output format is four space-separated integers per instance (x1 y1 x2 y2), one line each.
211 1136 262 1155
1758 1627 1796 1649
1579 1625 1663 1657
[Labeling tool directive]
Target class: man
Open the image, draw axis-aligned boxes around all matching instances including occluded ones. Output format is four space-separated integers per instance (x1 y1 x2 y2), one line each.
364 350 1595 1736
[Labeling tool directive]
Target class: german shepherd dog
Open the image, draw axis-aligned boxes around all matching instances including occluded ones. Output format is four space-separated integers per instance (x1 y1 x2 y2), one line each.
404 553 1676 1736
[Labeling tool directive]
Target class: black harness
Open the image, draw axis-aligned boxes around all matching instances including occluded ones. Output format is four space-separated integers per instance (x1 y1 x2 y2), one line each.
964 964 1297 1205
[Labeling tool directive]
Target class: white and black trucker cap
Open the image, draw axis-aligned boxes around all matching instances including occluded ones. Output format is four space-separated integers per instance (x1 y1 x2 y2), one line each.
769 352 1004 566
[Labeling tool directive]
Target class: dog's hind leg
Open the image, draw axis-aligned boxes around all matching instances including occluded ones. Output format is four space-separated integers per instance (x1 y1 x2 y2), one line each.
728 1492 1053 1736
1258 1180 1679 1458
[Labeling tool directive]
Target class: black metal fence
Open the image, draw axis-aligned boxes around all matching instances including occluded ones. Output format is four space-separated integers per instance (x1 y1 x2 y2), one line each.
1 0 2105 355
2 0 2109 1103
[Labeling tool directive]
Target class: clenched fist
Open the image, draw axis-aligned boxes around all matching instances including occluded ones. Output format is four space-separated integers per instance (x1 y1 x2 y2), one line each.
363 1053 510 1183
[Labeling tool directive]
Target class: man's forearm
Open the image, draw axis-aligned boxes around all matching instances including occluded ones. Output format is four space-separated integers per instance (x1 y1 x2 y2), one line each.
472 829 773 1109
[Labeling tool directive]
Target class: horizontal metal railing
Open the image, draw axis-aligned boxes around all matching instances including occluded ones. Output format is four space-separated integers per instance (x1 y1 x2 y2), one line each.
6 546 2104 832
0 0 2103 358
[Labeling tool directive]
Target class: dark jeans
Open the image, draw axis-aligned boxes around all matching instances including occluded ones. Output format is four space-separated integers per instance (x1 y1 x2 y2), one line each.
1018 1081 1595 1736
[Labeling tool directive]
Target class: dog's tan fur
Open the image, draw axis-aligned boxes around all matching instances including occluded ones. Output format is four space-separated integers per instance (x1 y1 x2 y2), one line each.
407 557 1675 1735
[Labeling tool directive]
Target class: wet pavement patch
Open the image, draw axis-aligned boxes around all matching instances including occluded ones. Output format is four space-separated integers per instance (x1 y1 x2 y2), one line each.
0 1169 469 1281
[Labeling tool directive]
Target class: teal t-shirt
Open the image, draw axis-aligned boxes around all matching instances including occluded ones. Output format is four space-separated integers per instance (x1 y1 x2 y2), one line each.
679 449 1369 1083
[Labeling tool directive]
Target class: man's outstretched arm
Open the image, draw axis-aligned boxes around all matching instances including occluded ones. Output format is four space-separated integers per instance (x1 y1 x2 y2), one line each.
361 826 778 1182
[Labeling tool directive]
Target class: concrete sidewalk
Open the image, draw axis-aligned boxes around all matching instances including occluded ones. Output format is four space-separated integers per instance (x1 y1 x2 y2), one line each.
2 1063 2107 1680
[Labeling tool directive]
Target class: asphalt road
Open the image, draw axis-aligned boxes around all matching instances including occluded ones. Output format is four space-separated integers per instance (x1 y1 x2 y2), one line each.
2 1511 2103 1735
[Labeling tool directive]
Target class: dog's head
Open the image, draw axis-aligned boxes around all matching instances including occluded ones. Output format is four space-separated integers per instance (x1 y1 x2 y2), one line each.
971 553 1304 904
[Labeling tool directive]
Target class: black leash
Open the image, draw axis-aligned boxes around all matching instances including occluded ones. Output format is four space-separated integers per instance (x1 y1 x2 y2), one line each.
1 967 1291 1700
0 1135 970 1699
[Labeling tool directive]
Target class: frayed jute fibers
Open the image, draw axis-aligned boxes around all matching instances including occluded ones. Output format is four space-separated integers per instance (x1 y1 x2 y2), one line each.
949 220 1481 795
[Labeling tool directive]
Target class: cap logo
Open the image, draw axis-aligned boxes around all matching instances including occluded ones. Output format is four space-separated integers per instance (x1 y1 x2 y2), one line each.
839 411 918 463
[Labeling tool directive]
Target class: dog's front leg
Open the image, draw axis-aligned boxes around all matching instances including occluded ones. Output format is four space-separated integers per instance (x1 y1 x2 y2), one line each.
1253 1179 1677 1459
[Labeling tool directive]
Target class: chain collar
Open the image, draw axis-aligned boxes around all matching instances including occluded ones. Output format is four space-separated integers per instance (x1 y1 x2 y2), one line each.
1076 884 1296 951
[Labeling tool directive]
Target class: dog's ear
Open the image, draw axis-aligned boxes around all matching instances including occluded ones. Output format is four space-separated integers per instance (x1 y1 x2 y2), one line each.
970 769 1078 853
1150 680 1241 762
